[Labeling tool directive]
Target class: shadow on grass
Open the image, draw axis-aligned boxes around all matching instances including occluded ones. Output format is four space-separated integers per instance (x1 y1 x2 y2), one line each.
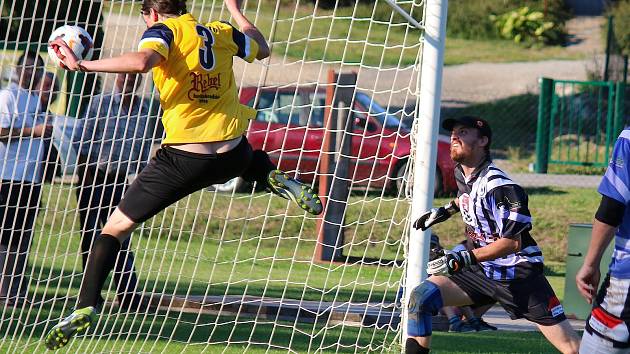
524 186 568 196
0 298 395 353
432 331 556 353
27 264 396 310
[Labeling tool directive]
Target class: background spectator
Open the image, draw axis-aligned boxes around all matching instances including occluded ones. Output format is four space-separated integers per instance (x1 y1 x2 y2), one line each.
38 71 62 183
0 50 52 306
75 73 153 309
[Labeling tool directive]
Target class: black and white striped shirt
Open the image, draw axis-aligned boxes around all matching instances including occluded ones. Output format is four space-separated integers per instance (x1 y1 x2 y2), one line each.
456 158 544 280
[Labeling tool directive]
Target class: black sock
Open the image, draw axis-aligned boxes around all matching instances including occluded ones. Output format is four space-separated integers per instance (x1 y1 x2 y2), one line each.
77 234 121 309
406 338 430 354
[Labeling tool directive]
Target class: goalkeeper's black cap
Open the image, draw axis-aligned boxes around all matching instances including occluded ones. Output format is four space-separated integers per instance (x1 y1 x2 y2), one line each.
442 116 492 147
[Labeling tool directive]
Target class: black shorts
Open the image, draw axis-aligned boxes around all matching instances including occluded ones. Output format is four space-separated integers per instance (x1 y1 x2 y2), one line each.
118 137 254 223
449 265 567 326
0 181 41 248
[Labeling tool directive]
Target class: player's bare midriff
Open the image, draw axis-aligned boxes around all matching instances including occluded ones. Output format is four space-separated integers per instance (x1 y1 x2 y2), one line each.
166 135 243 154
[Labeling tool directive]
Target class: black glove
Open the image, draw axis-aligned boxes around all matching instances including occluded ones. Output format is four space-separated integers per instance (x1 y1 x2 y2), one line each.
427 250 477 276
429 246 445 262
413 200 459 231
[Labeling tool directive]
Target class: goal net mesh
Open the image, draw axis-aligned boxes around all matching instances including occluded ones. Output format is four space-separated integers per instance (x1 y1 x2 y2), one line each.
0 0 428 352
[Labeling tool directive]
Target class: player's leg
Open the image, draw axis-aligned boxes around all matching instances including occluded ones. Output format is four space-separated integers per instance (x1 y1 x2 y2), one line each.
441 306 474 332
407 274 476 353
107 178 141 310
45 150 181 351
537 320 580 354
239 138 322 215
44 207 138 350
465 303 497 331
499 272 579 354
76 166 109 308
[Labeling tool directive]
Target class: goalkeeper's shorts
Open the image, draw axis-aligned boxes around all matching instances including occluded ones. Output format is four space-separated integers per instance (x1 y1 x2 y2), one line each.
118 137 255 223
449 265 566 326
584 274 630 349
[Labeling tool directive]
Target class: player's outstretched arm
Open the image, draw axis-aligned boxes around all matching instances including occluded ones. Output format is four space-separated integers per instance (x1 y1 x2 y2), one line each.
224 0 270 60
49 38 164 73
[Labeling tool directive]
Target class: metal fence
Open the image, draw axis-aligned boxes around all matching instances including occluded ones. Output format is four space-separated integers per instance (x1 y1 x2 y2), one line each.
535 78 626 173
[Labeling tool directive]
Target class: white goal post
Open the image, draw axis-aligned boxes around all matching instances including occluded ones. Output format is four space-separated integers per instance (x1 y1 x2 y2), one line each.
0 0 447 352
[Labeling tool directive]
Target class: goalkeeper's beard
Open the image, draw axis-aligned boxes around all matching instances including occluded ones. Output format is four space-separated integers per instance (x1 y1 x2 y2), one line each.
450 143 482 166
450 144 469 163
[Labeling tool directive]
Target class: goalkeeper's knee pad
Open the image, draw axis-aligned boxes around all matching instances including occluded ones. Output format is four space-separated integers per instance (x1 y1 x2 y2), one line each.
407 280 442 337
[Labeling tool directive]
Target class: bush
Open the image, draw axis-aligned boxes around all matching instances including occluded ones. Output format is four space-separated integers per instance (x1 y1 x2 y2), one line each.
490 7 565 45
606 0 630 55
447 0 570 43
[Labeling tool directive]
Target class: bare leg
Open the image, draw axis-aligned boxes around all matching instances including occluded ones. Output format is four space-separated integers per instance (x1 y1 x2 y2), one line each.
537 320 580 354
441 306 460 319
102 207 139 242
472 303 494 318
75 207 138 309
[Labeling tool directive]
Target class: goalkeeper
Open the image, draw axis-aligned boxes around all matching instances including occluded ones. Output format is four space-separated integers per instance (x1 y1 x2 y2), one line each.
405 116 579 354
44 0 322 350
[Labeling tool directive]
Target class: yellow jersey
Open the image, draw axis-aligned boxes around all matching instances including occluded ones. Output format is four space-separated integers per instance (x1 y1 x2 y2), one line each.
138 13 259 144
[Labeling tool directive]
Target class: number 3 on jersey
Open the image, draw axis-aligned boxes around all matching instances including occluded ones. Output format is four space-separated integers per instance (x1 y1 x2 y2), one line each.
196 25 215 71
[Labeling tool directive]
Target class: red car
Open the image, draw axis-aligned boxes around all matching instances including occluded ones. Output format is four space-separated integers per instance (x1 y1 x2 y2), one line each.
212 86 457 196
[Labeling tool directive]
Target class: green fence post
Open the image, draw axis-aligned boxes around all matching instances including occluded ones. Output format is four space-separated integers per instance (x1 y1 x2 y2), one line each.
615 82 626 138
605 82 616 163
536 77 553 173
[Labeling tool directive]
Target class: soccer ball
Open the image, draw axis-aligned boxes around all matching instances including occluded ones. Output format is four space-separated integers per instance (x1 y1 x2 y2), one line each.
47 25 94 67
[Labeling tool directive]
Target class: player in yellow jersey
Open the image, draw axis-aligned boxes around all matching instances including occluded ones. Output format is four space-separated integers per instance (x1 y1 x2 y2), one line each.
44 0 322 350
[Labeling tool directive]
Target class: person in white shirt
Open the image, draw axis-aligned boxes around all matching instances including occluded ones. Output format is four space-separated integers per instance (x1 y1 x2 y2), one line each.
0 50 52 306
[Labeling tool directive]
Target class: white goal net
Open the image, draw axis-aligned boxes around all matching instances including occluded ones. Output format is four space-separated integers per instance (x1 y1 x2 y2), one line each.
0 0 433 352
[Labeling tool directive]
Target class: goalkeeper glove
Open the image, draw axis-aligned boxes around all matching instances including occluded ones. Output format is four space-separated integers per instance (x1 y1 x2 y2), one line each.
427 249 477 277
413 200 459 231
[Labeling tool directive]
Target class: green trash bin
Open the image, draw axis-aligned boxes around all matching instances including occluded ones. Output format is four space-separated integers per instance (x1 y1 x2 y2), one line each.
564 223 614 320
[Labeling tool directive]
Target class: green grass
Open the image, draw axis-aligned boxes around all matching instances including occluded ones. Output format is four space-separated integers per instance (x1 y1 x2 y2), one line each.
431 331 559 353
444 38 586 66
0 183 590 351
32 184 407 304
0 306 398 353
0 304 558 354
104 1 587 67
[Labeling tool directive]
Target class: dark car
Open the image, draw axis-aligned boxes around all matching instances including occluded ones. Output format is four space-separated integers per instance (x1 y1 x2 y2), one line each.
212 86 456 196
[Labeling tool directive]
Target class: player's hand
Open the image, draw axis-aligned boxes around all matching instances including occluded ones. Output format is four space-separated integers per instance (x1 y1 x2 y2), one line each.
427 250 476 277
576 263 600 304
25 124 53 138
414 201 459 231
48 38 80 71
